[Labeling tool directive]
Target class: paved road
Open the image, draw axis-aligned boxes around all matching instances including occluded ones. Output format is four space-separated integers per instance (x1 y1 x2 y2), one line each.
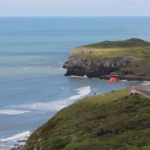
136 86 150 98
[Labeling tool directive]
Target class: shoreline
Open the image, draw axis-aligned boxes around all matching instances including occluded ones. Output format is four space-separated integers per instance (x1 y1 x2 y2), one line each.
21 88 150 150
66 74 150 82
10 82 150 150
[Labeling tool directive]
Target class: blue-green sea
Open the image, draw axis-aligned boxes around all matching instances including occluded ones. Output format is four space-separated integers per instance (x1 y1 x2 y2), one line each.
0 17 150 150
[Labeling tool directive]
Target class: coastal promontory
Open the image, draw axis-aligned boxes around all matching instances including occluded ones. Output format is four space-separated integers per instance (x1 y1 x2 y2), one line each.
63 38 150 81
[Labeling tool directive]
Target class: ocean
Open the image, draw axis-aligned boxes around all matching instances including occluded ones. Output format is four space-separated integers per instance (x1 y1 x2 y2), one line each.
0 17 150 150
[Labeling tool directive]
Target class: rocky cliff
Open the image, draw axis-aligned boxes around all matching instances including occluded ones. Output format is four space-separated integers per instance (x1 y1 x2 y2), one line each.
64 56 122 78
63 39 150 81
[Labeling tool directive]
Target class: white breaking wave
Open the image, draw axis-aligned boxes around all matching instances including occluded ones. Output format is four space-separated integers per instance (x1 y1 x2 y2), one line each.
14 86 91 112
69 75 88 78
121 80 140 82
121 80 128 82
23 67 34 70
69 86 90 100
0 110 31 115
143 81 150 85
0 130 30 142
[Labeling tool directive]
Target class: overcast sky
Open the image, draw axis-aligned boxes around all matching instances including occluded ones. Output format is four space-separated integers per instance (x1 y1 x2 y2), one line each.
0 0 150 17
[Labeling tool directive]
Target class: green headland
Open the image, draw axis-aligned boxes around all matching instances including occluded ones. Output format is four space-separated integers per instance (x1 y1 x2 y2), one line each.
65 38 150 79
24 89 150 150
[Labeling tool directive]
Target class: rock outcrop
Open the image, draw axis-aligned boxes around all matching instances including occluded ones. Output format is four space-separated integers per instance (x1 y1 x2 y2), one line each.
69 48 101 57
64 56 122 78
63 46 123 78
63 39 150 81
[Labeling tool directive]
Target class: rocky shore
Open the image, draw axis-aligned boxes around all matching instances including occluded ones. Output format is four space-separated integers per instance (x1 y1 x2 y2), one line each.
10 145 24 150
10 140 27 150
63 57 150 81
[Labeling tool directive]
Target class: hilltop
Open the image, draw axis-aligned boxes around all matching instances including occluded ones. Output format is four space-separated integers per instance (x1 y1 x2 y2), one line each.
23 89 150 150
63 38 150 81
79 38 150 49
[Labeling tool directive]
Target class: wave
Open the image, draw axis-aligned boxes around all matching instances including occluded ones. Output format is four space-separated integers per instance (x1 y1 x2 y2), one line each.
121 80 128 82
143 81 150 85
69 86 90 100
69 75 88 78
23 67 34 70
0 110 31 115
121 80 140 82
92 78 98 80
0 130 30 142
14 86 91 112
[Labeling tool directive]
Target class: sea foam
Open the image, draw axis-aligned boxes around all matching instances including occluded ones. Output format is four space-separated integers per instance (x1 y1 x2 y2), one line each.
69 75 88 78
0 110 31 115
0 130 30 143
143 81 150 85
14 86 91 112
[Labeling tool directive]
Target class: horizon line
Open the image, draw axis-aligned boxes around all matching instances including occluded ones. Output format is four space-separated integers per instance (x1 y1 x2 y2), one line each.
0 16 150 17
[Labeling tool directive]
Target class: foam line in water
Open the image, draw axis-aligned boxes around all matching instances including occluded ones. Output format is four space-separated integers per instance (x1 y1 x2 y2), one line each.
121 80 128 82
14 86 91 112
0 110 31 115
0 131 30 142
69 75 87 78
59 68 65 69
129 81 139 82
143 81 150 85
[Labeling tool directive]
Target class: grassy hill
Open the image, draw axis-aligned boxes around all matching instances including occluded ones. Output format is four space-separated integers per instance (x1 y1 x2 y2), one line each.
24 89 150 150
71 38 150 77
77 38 150 49
74 38 150 60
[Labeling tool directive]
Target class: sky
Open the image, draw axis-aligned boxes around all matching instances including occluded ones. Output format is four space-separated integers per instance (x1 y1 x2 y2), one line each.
0 0 150 17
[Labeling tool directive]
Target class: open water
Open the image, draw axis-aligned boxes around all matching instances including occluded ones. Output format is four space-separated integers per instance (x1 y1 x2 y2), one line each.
0 17 150 149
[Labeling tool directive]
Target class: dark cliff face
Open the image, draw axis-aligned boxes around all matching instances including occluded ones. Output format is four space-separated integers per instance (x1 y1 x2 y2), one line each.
63 56 150 81
63 38 150 81
64 56 122 78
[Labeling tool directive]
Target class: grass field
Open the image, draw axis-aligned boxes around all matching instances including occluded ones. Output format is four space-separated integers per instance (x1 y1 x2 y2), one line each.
74 47 150 60
24 89 150 150
76 38 150 49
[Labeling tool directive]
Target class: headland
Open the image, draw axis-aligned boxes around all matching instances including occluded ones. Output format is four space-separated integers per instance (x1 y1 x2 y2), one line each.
63 38 150 81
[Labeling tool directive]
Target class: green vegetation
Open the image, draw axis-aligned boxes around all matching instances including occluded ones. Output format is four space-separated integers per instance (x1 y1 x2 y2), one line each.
73 38 150 76
77 38 150 49
74 47 150 60
24 89 150 150
75 47 150 74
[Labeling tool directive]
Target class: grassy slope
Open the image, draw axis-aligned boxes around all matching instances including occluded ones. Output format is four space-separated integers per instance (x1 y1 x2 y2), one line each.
76 38 150 49
73 39 150 76
24 89 150 150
